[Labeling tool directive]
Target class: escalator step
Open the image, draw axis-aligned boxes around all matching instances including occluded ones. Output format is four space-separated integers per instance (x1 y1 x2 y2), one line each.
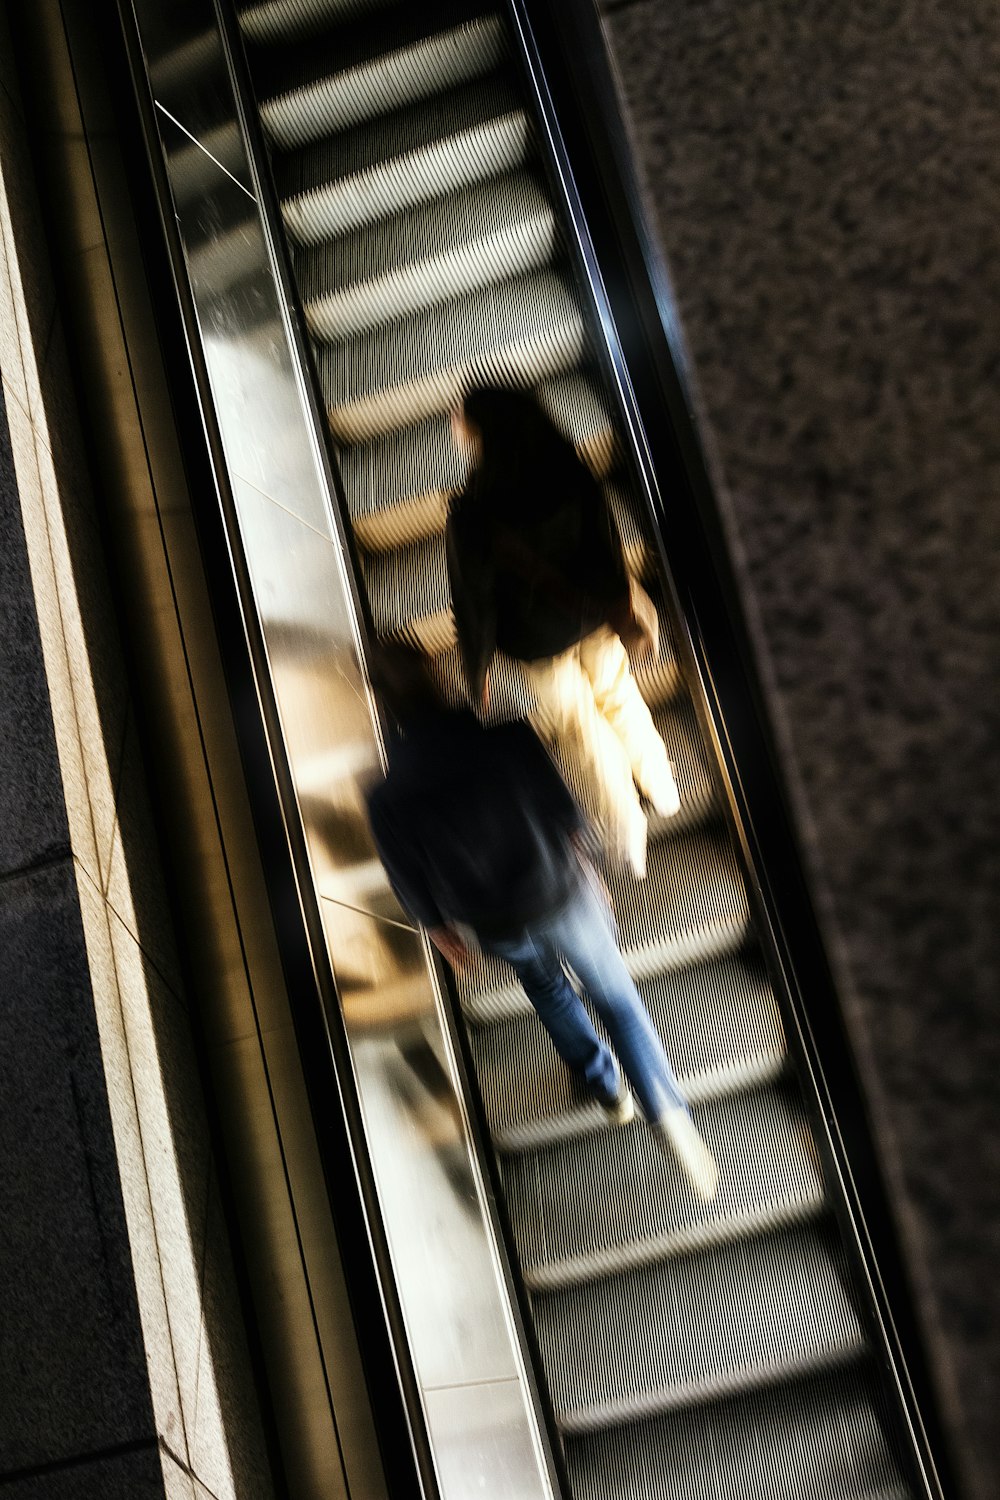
275 73 529 243
297 168 559 341
566 1365 911 1500
593 482 648 566
363 531 450 634
456 825 747 1023
342 371 618 550
318 267 587 440
259 11 506 150
613 824 749 958
535 372 619 471
339 411 458 524
459 913 750 1028
361 484 647 635
250 0 493 86
503 1087 822 1289
530 694 717 850
533 1224 864 1432
240 0 398 47
472 951 785 1149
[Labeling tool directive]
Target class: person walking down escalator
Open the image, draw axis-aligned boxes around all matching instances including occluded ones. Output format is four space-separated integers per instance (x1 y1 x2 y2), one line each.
364 644 718 1201
446 383 679 880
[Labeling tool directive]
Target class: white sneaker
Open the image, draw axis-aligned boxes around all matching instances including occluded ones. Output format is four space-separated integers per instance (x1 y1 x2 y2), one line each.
601 1084 636 1126
578 1066 636 1125
655 1107 719 1201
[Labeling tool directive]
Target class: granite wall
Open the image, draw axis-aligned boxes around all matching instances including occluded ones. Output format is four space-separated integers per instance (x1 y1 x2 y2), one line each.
600 2 1000 1497
0 5 272 1494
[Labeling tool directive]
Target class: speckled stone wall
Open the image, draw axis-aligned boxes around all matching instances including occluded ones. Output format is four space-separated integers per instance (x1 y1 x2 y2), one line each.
600 2 1000 1496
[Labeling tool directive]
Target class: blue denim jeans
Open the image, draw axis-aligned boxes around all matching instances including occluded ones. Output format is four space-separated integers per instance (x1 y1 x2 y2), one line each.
482 872 687 1122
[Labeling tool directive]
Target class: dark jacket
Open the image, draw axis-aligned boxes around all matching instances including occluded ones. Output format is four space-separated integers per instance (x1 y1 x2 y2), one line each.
366 708 585 941
446 444 628 701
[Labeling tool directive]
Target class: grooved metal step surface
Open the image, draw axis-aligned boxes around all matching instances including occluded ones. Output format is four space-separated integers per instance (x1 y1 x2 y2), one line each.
260 12 506 150
339 411 458 524
534 1225 865 1432
459 914 751 1028
610 825 749 959
503 1087 822 1290
340 371 615 549
566 1367 911 1500
471 952 785 1148
363 532 450 635
319 268 587 440
276 74 530 243
241 0 397 46
362 482 648 637
297 169 559 340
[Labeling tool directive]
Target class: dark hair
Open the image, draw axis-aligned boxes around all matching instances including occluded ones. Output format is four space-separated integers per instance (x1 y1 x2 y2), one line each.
461 383 577 501
368 640 440 727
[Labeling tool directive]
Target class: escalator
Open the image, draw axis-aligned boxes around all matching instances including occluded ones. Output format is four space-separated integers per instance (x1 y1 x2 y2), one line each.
220 4 924 1496
118 0 940 1493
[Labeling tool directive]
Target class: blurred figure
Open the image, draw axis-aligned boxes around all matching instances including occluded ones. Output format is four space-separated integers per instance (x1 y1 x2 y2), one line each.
365 644 718 1201
446 383 679 879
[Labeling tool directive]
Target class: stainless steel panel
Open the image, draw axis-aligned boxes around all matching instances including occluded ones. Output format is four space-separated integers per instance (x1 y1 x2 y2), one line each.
321 900 520 1390
134 3 252 196
228 478 405 922
155 117 334 537
320 897 430 1036
200 297 336 540
425 1380 551 1500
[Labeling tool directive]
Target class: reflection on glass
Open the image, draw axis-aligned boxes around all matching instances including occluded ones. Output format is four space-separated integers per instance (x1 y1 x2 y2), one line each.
136 0 252 192
321 901 515 1390
228 477 400 920
136 4 553 1495
319 898 430 1037
355 1030 517 1387
155 140 338 538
